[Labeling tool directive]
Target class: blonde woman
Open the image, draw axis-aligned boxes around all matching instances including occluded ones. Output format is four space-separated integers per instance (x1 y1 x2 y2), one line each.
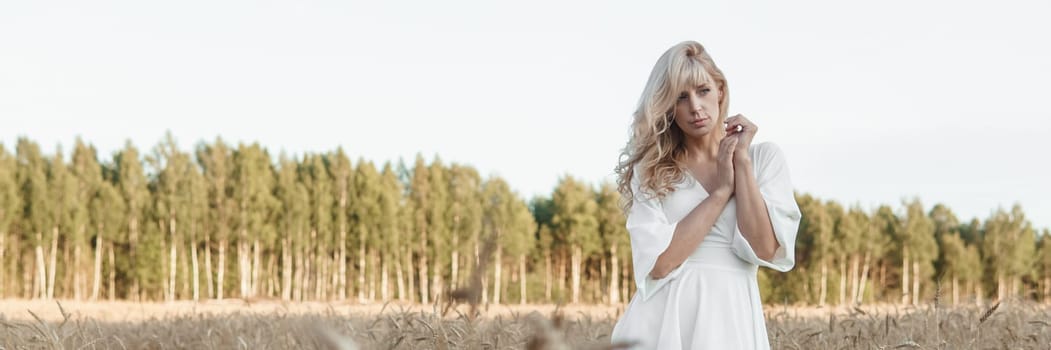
610 41 802 349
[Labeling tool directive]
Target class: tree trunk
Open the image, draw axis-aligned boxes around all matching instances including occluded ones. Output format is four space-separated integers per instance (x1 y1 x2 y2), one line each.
519 254 528 305
332 253 340 300
610 244 620 305
282 237 292 301
91 234 103 301
571 246 582 304
129 218 140 301
0 231 5 297
169 218 177 302
482 268 489 305
850 254 860 305
369 251 378 301
34 233 44 299
901 247 909 305
952 275 959 306
997 273 1005 302
402 246 412 302
545 250 552 302
879 262 886 300
107 242 116 301
431 262 442 305
819 260 828 307
857 252 871 304
62 239 71 299
238 240 248 298
338 228 346 301
599 255 607 304
971 281 979 306
162 238 169 300
204 239 213 299
419 228 428 304
839 255 847 305
451 234 459 290
267 254 277 297
396 252 406 301
191 235 200 302
1038 275 1046 302
180 236 191 299
317 244 327 300
912 261 920 305
294 241 304 301
379 255 388 301
47 227 58 300
217 239 227 300
252 239 261 298
493 245 502 305
73 242 82 300
617 256 626 300
1012 276 1020 300
359 230 367 303
558 253 567 302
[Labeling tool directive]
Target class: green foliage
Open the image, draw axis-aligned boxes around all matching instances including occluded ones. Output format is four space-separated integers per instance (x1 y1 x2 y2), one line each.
550 176 599 256
3 135 1051 305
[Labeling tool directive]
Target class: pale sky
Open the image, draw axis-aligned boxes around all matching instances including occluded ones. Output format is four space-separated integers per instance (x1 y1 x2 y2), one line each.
2 0 1049 230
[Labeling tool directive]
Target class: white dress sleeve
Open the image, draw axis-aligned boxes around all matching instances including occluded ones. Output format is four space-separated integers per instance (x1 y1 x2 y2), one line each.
626 169 684 302
730 142 803 271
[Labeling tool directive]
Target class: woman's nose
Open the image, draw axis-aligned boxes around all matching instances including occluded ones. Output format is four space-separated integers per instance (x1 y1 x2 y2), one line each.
689 95 705 113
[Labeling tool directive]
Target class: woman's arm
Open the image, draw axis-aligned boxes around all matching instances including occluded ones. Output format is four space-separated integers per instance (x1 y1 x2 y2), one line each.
649 188 731 279
732 155 779 261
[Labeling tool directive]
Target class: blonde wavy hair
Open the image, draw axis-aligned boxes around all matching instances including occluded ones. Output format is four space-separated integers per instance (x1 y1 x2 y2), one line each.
615 41 730 211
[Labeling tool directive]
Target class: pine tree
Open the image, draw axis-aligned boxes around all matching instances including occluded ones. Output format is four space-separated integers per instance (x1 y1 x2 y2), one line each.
232 143 278 299
44 145 77 299
409 154 432 304
377 162 404 302
595 182 627 304
902 198 937 305
351 159 381 302
89 169 125 300
327 148 352 301
71 139 102 300
550 176 599 304
274 153 309 301
0 144 20 298
16 138 50 299
426 158 450 303
529 196 557 303
196 138 234 299
447 164 482 294
799 196 834 306
1036 229 1051 302
301 154 333 300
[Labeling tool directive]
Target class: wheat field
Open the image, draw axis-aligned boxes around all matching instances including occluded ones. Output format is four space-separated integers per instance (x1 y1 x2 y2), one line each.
1 299 1050 349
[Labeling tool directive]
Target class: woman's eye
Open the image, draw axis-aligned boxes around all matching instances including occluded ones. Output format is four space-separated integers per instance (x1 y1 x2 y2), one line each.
698 88 711 95
678 93 688 101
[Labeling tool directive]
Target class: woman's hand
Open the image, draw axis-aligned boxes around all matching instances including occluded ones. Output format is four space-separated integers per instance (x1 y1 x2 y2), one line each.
725 114 757 164
715 134 737 196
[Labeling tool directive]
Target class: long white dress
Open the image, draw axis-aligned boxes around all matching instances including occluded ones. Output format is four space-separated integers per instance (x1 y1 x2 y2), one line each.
610 142 802 350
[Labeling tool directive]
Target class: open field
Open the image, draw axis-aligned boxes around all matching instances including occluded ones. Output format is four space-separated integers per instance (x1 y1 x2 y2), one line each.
2 300 1051 349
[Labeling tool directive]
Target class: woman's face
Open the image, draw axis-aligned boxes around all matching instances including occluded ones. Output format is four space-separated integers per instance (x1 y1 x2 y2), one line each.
672 82 721 137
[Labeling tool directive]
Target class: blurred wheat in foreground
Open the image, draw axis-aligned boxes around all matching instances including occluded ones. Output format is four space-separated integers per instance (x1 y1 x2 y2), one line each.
1 300 1051 349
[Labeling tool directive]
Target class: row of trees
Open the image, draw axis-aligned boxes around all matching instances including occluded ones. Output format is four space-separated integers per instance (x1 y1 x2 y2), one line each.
1 135 1049 306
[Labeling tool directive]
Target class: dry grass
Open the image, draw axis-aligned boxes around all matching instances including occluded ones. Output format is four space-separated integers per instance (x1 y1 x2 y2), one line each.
2 299 1051 349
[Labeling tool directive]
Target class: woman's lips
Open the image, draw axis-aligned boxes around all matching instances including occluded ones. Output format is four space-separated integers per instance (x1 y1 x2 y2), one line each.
691 118 709 127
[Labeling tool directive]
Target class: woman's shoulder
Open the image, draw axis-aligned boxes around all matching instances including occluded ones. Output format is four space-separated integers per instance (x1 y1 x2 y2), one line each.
749 141 787 165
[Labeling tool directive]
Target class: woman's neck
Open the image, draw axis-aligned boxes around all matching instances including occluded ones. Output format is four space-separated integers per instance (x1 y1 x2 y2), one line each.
683 132 723 163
